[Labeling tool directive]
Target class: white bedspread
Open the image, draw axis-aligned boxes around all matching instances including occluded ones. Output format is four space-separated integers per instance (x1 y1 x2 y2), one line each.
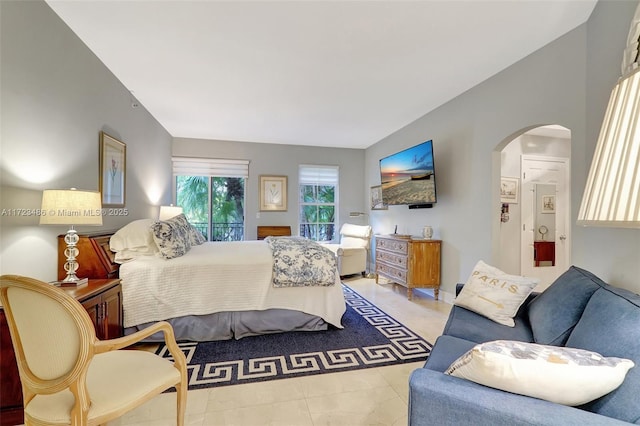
118 241 346 329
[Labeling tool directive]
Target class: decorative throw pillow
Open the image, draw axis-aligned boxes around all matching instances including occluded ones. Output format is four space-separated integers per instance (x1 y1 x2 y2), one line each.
189 225 206 245
445 340 635 406
169 213 206 246
151 214 192 259
454 261 539 327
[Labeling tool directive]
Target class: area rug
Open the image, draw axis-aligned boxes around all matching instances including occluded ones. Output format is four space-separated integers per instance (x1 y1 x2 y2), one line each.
156 284 432 390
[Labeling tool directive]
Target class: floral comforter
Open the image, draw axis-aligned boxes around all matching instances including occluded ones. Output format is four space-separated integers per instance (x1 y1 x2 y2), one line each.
265 236 337 287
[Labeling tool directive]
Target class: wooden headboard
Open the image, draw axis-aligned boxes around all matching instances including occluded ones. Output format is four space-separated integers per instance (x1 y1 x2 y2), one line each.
57 231 119 280
257 226 292 240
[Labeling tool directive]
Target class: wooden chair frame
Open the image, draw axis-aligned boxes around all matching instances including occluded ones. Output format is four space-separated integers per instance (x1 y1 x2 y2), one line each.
0 275 187 426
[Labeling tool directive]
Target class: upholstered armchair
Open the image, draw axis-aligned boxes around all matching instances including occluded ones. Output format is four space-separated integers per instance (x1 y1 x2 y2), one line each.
324 223 373 277
0 275 187 426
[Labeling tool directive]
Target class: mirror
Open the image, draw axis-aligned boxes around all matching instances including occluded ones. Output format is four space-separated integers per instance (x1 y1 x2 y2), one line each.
533 183 556 267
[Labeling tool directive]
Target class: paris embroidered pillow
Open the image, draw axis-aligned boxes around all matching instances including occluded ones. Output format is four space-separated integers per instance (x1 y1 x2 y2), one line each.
454 260 538 326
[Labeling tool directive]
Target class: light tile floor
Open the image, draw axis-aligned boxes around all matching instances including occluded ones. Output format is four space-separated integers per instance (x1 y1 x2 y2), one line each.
109 277 452 426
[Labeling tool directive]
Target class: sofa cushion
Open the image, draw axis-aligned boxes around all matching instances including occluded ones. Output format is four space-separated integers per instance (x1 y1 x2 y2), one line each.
527 266 603 345
443 303 534 344
454 261 538 327
445 340 634 406
424 335 478 373
409 367 630 426
565 286 640 423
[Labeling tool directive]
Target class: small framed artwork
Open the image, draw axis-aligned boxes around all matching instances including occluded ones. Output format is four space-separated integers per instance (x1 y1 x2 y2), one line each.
99 131 126 207
542 195 556 213
370 185 388 210
259 175 287 211
500 177 519 204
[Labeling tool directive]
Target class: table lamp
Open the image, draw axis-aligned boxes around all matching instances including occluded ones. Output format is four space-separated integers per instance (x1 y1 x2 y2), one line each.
40 188 103 286
159 205 183 220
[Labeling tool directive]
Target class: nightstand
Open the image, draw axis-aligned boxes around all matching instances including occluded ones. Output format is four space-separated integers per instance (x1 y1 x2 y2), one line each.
0 278 123 425
60 278 123 340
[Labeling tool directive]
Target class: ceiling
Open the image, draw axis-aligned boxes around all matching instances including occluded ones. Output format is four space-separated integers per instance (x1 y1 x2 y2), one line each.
45 0 596 149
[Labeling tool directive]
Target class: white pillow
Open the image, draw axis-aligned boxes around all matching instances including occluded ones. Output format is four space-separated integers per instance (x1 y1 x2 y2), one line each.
110 219 158 256
114 249 154 264
454 260 538 326
445 340 635 406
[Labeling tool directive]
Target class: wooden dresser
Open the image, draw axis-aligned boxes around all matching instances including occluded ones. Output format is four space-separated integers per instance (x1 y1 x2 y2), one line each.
257 225 292 240
375 235 442 300
533 240 555 266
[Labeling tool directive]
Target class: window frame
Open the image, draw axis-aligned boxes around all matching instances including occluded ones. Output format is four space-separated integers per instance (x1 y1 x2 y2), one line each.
298 165 339 242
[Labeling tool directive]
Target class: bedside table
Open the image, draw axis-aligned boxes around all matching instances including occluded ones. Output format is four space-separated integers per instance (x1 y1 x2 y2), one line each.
60 278 123 340
0 278 123 425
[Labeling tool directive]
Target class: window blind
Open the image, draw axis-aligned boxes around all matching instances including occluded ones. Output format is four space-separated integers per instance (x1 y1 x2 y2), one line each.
299 165 339 185
172 157 249 178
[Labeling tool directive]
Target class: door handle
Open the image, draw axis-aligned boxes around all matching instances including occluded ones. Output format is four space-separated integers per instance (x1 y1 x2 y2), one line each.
559 235 567 241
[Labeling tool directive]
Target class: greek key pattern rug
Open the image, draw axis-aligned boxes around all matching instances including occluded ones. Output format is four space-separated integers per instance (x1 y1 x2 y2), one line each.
157 284 432 389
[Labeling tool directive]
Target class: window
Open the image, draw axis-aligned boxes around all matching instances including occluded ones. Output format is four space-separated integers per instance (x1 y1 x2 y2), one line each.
299 165 338 241
173 157 249 241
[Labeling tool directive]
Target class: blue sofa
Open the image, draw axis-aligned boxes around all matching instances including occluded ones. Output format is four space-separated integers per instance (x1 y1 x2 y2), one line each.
409 266 640 425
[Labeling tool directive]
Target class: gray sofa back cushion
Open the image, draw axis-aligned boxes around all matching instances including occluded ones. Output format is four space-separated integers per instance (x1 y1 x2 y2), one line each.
442 304 534 344
527 266 603 345
566 286 640 424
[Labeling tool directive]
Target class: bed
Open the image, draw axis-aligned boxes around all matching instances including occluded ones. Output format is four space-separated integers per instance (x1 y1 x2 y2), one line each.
111 217 346 342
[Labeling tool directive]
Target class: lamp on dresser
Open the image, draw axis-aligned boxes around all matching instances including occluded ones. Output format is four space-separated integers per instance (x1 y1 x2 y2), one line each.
40 188 103 286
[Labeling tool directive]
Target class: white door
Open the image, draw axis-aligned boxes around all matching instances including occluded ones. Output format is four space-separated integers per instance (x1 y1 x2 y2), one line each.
521 156 570 289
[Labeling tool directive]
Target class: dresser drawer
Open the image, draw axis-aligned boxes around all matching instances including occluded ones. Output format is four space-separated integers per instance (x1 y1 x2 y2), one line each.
376 237 409 255
376 250 408 269
377 262 407 284
374 235 442 301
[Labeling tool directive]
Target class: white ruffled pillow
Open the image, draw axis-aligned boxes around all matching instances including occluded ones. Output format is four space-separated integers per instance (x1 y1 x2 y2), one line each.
454 260 538 326
110 219 158 263
446 340 634 406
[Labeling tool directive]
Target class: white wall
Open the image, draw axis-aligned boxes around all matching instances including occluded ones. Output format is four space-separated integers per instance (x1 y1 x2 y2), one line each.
0 1 173 281
366 0 640 295
172 138 365 240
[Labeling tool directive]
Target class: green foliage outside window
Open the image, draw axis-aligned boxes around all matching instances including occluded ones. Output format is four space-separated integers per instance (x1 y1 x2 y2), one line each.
299 184 335 241
176 176 245 241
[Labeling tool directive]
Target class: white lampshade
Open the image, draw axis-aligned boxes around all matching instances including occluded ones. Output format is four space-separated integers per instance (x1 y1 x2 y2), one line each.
159 205 183 221
40 189 103 226
577 66 640 228
577 5 640 229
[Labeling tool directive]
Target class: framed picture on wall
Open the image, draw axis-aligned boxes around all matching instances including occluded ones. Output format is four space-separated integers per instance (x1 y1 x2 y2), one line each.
542 195 556 213
500 177 519 204
370 185 388 210
259 175 288 211
99 131 126 207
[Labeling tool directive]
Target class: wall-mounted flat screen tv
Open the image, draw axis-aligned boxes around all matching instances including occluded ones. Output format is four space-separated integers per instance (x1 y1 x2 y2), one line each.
379 140 437 207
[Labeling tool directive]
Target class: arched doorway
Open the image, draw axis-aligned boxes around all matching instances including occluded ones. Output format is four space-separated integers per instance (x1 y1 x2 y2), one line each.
493 124 571 290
